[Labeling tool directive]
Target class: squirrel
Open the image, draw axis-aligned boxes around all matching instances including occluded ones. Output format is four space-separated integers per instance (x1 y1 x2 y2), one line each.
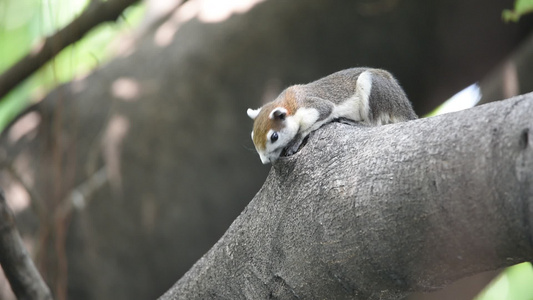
247 67 417 164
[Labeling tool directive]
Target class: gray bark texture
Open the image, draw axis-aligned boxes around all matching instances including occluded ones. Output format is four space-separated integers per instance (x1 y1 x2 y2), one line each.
160 94 533 300
0 191 52 300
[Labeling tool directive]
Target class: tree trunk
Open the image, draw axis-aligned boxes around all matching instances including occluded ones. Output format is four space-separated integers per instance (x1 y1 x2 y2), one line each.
160 94 533 300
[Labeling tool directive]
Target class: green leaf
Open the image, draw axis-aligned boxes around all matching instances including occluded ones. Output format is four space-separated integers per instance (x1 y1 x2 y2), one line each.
502 0 533 22
475 262 533 300
0 0 145 133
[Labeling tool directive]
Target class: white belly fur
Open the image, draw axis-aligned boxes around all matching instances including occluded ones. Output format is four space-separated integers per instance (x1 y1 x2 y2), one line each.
293 70 374 136
333 70 372 122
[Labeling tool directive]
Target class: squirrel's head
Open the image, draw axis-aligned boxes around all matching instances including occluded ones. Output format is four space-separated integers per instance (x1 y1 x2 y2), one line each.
247 103 299 164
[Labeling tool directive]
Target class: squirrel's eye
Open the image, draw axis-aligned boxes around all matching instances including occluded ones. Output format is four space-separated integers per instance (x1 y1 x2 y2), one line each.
271 132 279 143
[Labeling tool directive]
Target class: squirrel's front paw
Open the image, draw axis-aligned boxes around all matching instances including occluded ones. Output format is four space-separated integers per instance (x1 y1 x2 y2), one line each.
284 144 300 156
282 137 302 156
283 134 310 157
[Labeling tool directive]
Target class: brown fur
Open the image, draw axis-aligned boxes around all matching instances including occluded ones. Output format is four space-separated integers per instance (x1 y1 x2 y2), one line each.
252 87 299 150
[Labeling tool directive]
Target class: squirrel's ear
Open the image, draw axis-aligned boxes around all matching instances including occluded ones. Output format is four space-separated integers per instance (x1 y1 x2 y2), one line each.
247 108 261 120
269 107 287 120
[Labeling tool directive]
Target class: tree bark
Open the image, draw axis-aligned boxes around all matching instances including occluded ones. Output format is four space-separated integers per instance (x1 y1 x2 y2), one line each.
160 94 533 300
0 191 53 300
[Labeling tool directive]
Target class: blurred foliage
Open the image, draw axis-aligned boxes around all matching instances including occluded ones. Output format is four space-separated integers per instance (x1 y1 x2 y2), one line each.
0 0 145 132
503 0 533 22
475 262 533 300
424 83 481 117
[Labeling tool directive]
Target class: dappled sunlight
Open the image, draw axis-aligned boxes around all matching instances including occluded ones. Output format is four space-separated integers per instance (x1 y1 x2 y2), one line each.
503 60 519 99
3 150 35 214
12 151 35 188
153 1 199 47
7 111 41 144
21 236 35 256
0 266 16 300
197 0 266 23
4 181 30 214
111 77 141 101
154 20 181 47
153 0 265 47
102 114 130 194
115 37 137 57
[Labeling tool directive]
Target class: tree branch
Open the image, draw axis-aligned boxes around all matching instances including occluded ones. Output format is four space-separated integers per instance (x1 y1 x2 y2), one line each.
0 0 139 102
0 190 53 300
160 94 533 300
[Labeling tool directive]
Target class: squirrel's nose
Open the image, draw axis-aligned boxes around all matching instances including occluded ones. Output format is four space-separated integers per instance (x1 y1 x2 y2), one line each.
260 155 270 164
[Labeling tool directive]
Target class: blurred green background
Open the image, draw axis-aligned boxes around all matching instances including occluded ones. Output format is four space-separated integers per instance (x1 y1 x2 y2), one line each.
0 0 144 131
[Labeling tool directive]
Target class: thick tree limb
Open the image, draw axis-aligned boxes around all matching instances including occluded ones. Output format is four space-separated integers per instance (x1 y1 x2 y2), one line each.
0 191 53 300
0 0 139 102
160 94 533 300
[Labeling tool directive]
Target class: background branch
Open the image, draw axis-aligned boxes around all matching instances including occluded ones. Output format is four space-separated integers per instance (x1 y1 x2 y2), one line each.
0 190 53 300
160 94 533 300
0 0 139 102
